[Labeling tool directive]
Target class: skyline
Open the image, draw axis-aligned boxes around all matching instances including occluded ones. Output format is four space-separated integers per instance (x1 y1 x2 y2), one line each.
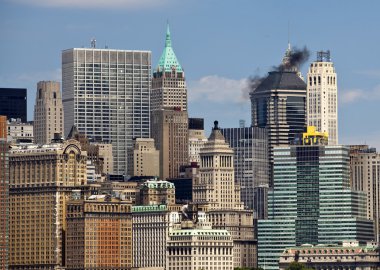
1 0 380 148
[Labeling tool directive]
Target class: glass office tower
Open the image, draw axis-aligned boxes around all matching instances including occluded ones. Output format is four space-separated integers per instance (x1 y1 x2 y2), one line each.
62 48 151 175
257 128 374 270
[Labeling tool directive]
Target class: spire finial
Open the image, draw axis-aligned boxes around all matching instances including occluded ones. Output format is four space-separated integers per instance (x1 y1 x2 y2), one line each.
165 22 172 47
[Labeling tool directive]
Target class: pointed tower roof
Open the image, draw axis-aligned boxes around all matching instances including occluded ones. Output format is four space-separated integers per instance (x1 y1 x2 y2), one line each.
156 24 183 73
208 121 226 142
66 125 79 140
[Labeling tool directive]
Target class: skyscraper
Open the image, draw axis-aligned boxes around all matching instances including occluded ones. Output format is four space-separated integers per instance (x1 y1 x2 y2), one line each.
0 116 8 270
8 139 88 269
220 126 268 217
193 121 256 268
257 127 374 270
0 88 27 122
350 145 380 242
250 46 307 186
188 118 207 164
151 24 187 111
127 138 159 177
34 81 64 144
307 50 338 144
151 25 189 179
62 47 151 174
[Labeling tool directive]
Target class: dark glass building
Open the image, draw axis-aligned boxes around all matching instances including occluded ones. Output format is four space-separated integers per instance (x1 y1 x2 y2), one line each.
0 88 27 122
257 128 374 270
220 126 268 218
250 51 307 186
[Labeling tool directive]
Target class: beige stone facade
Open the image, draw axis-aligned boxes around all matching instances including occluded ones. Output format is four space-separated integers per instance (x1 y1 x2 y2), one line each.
8 139 87 269
167 221 234 270
350 145 380 242
7 118 34 143
132 205 180 269
127 138 159 177
65 195 133 269
151 109 188 180
137 180 176 206
192 121 256 268
34 81 64 144
279 241 380 270
96 142 113 174
188 128 207 164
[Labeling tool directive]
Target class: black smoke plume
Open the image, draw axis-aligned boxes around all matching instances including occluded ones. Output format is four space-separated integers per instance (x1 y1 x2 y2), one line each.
273 46 310 71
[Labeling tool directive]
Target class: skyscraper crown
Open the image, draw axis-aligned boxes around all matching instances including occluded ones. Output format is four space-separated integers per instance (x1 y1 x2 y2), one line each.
156 24 183 73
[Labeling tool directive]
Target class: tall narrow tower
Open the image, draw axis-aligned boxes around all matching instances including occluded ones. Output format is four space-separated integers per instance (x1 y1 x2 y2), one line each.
250 46 307 186
151 24 187 111
34 81 64 144
307 50 338 144
151 24 188 179
0 116 8 270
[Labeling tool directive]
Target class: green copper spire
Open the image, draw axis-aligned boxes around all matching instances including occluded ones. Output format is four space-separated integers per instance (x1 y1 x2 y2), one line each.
156 23 183 73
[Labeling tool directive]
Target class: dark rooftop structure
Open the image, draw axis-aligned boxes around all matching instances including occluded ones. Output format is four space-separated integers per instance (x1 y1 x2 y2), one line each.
253 71 307 93
0 88 27 122
188 118 204 130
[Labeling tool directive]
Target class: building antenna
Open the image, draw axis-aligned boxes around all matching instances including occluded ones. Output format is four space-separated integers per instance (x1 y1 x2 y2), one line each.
287 20 291 49
91 38 96 48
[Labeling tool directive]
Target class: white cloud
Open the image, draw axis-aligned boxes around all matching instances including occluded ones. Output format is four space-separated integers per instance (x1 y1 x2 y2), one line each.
188 75 250 104
340 85 380 104
10 0 170 9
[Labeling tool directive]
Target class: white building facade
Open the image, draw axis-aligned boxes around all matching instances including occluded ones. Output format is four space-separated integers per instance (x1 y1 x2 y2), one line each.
307 51 338 145
62 48 151 175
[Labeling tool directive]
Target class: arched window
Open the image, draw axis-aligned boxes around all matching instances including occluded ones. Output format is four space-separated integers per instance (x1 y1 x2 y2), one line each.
39 89 42 99
53 92 57 99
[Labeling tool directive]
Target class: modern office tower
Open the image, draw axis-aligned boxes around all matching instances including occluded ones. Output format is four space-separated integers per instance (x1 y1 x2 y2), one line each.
167 221 234 270
62 47 151 175
257 127 374 270
65 194 132 269
34 81 64 144
350 145 380 242
7 118 33 143
221 126 268 217
279 241 380 270
250 47 307 186
127 138 159 177
0 88 27 122
151 24 187 111
151 108 188 180
193 121 256 268
8 139 88 269
188 118 207 164
132 205 180 269
307 51 338 145
151 25 189 180
137 179 176 206
0 116 9 270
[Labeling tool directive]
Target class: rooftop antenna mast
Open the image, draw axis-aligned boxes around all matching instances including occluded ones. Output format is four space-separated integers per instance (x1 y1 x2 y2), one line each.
91 38 96 48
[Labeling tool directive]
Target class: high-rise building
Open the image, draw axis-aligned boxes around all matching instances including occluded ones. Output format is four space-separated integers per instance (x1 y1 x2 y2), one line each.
151 24 187 111
62 47 151 175
167 220 234 270
350 145 380 242
66 194 132 269
132 205 180 269
307 51 338 144
7 118 33 143
137 179 176 206
34 81 64 144
193 121 256 268
151 108 188 180
0 116 9 270
127 138 159 177
151 25 189 180
221 126 268 217
0 88 27 122
250 46 307 185
8 139 88 269
188 118 207 164
257 127 374 270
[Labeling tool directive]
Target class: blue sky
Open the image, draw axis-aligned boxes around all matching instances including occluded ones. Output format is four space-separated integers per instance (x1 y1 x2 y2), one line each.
1 0 379 148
